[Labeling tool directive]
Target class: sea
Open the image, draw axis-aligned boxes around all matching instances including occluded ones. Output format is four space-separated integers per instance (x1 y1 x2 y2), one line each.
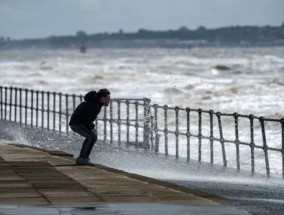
1 47 284 116
1 46 284 176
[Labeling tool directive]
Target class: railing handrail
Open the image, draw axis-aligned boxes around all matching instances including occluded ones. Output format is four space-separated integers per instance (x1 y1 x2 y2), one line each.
150 103 282 122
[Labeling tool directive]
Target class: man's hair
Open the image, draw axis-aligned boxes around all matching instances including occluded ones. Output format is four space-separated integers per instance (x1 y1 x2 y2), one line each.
97 88 110 98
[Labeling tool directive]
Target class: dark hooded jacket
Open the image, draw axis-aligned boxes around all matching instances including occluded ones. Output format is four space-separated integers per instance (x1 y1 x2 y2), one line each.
69 91 103 129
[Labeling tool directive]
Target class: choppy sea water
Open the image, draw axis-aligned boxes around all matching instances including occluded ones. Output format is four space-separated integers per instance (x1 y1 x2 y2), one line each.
1 47 284 176
1 47 283 117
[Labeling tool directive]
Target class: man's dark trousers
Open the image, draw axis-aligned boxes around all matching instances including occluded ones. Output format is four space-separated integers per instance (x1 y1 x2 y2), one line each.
70 124 97 159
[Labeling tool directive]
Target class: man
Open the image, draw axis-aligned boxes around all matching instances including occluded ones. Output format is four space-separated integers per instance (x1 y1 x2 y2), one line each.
69 89 111 166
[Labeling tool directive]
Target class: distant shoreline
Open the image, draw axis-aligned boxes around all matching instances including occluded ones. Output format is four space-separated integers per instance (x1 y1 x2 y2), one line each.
0 40 283 51
1 24 284 50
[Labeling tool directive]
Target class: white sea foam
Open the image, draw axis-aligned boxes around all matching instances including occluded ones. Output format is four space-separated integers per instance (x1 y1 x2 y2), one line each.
1 47 284 176
1 47 284 114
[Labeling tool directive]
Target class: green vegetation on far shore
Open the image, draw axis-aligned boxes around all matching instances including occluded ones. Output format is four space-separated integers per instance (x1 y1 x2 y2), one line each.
1 23 284 49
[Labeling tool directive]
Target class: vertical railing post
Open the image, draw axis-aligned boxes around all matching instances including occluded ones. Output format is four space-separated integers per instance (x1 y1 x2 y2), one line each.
19 88 22 124
117 100 121 145
36 91 39 127
260 117 270 178
150 115 154 151
14 87 17 122
41 91 45 129
234 113 240 171
65 94 69 134
103 106 107 141
71 94 76 133
186 108 191 162
4 87 7 121
164 105 168 156
9 87 13 121
135 101 139 145
155 133 160 155
59 93 62 132
175 106 179 159
281 118 284 179
53 92 56 131
143 98 151 149
209 110 214 164
249 114 255 176
72 94 76 110
126 100 130 143
154 104 159 154
110 100 113 144
47 91 50 130
25 89 28 125
216 112 227 167
198 109 202 162
31 90 34 127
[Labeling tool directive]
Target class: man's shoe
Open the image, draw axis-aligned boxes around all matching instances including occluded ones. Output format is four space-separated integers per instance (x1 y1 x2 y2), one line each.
76 157 84 165
76 157 95 166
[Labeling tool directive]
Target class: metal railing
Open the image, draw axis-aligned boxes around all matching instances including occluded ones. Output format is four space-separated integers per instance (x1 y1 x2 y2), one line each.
149 104 284 178
1 86 284 178
0 86 150 148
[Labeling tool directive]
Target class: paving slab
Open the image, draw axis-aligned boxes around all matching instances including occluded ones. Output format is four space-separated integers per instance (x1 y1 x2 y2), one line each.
17 173 70 180
47 196 102 205
0 189 41 198
0 175 26 181
38 190 95 198
0 181 33 189
0 198 50 206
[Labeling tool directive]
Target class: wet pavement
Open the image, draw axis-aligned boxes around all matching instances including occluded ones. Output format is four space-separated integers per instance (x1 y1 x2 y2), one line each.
0 141 251 215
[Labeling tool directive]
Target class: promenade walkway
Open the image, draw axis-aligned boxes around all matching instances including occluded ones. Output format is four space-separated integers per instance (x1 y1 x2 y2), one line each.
0 141 251 215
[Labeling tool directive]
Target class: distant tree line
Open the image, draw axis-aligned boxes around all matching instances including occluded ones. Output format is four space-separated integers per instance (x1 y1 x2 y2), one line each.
1 23 284 50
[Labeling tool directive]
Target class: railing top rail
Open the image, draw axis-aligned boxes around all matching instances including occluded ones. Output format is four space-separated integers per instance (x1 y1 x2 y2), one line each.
0 86 147 102
151 103 282 123
112 98 148 101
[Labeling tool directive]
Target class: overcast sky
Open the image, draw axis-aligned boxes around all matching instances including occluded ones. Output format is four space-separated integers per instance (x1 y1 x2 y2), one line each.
0 0 284 39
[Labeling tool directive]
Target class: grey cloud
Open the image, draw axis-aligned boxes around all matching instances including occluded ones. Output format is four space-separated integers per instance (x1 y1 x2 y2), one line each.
0 0 283 39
